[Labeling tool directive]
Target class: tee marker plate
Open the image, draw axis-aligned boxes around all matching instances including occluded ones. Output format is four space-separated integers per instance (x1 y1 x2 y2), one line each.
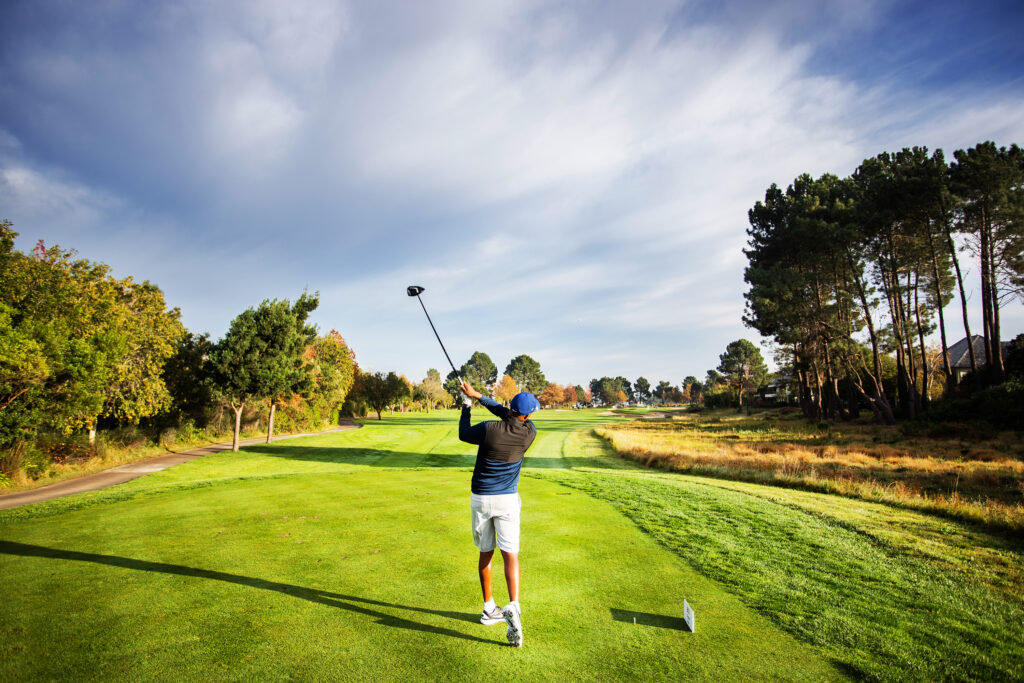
683 600 695 633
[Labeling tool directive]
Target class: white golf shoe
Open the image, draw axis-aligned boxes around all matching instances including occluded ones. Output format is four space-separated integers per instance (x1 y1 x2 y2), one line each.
502 603 523 647
480 605 504 625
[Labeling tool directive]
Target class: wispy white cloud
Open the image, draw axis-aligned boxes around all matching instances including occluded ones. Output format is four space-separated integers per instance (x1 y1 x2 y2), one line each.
1 0 1022 385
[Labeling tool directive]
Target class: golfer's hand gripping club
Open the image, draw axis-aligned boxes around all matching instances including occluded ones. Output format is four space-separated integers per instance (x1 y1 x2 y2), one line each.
460 380 482 402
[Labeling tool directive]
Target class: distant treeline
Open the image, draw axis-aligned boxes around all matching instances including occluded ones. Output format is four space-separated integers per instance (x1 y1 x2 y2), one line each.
0 219 357 484
744 142 1024 424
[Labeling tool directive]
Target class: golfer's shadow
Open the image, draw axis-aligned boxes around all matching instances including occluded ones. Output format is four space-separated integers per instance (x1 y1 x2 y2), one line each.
0 540 498 646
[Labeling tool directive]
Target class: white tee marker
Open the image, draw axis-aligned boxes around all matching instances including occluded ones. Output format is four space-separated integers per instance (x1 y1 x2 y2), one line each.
683 600 695 633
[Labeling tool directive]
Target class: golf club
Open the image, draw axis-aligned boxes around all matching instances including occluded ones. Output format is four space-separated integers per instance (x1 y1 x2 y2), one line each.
407 285 460 378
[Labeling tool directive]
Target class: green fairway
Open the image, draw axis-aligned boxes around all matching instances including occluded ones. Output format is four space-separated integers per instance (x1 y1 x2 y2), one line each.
2 409 1022 681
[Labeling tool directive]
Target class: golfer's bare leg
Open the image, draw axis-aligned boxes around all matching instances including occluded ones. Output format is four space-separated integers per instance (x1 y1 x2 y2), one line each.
478 550 494 602
500 550 519 603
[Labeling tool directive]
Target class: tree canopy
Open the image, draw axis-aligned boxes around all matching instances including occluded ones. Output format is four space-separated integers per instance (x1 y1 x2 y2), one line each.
505 354 546 393
633 377 651 403
744 140 1023 422
460 351 497 393
1 222 184 451
717 339 768 408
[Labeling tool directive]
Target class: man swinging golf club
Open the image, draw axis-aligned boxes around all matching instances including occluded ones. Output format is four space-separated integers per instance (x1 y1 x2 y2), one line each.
458 378 539 648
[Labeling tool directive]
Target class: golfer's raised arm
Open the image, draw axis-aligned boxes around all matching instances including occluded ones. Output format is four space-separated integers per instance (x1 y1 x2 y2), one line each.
459 407 486 444
477 395 510 419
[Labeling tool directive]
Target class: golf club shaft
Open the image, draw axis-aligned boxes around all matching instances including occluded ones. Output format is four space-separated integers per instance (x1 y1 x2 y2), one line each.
416 295 459 378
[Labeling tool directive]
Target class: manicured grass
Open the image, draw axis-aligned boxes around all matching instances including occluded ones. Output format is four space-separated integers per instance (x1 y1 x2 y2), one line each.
2 408 1022 681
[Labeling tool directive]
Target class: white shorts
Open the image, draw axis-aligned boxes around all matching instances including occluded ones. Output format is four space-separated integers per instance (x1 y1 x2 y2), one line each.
470 493 521 554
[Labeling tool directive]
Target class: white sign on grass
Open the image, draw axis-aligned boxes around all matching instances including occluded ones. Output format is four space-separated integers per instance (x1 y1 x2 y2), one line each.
683 599 695 633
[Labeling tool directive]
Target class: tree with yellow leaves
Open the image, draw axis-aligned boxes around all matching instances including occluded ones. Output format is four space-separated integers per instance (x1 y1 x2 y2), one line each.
493 374 518 406
539 383 564 407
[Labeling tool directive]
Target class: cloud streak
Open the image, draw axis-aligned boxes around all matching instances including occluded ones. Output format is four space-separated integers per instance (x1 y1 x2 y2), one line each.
1 0 1022 385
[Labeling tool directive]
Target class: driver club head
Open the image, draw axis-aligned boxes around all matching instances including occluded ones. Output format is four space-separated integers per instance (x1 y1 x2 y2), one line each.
407 285 425 297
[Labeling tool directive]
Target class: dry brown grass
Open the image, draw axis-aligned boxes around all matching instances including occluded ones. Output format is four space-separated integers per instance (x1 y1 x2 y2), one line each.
596 410 1024 532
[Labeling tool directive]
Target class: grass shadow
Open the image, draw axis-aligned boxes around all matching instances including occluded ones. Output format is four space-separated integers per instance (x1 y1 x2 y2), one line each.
0 540 499 646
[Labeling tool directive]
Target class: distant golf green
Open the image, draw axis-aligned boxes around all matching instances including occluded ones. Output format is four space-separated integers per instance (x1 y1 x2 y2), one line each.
1 409 1022 681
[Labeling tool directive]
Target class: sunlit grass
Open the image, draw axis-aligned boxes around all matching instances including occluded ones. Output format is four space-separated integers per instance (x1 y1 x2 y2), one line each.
596 410 1024 531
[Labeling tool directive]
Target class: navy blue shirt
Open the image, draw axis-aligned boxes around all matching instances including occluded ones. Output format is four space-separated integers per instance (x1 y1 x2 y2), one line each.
459 396 536 495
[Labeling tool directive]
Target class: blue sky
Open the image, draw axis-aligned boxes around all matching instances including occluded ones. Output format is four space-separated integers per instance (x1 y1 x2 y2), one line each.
2 0 1023 387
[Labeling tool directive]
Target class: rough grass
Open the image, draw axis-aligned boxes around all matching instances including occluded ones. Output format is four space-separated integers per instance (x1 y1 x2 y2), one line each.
596 410 1024 531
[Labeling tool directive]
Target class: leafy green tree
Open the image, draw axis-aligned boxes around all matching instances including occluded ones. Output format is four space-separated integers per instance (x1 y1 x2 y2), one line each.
206 294 318 450
96 277 186 435
505 354 546 393
206 310 262 451
393 375 414 413
614 376 633 401
307 330 355 419
415 369 450 411
355 371 409 420
460 351 497 393
653 380 673 403
633 377 651 404
253 294 319 443
717 339 768 408
575 385 587 404
688 380 705 403
594 377 625 405
444 370 463 404
161 332 214 423
0 223 156 453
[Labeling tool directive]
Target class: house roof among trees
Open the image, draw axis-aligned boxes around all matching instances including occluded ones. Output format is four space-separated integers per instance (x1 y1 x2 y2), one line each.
946 335 1011 369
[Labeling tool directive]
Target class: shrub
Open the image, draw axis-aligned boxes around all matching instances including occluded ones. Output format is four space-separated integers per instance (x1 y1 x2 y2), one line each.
0 441 26 477
159 428 177 448
22 445 52 480
176 419 204 443
927 380 1024 430
704 390 737 409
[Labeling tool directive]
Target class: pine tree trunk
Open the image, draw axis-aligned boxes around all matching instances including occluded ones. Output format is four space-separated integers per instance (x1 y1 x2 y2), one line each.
266 402 276 444
914 274 930 410
979 205 994 372
926 229 953 393
944 220 979 385
851 261 886 393
987 227 1005 381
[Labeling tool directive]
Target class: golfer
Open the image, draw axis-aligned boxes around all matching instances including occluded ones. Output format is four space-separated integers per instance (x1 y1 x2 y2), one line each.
458 379 539 648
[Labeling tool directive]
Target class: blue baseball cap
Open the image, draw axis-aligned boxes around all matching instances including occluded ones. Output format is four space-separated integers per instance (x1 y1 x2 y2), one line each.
510 392 540 416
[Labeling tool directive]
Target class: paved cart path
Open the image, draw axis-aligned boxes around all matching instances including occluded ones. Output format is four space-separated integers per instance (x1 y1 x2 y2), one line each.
0 423 361 511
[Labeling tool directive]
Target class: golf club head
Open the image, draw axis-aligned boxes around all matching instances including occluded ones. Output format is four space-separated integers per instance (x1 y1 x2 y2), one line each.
407 285 425 297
